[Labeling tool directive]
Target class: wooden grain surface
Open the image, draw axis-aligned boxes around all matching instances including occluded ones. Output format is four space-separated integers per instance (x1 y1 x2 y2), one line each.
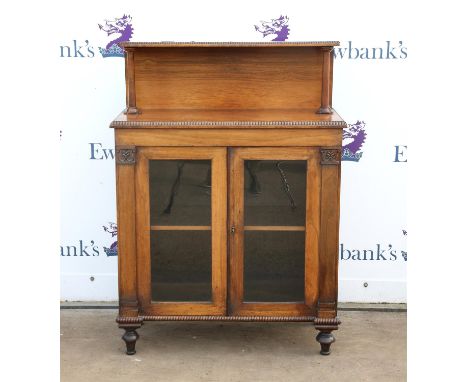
317 162 341 318
305 150 321 308
228 148 244 314
115 128 343 147
135 148 150 311
115 43 342 325
116 157 138 316
133 47 323 110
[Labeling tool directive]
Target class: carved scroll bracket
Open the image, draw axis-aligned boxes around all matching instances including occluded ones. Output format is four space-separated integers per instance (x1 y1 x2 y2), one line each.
116 146 136 165
320 148 341 165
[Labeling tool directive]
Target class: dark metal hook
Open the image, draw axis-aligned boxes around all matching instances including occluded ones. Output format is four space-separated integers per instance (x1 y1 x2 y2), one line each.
163 162 185 214
276 161 297 210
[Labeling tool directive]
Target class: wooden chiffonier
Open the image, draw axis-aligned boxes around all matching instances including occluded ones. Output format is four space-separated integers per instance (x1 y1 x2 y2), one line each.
111 41 345 356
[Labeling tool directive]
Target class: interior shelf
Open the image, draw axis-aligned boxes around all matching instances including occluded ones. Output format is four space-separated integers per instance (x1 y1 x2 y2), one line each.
150 225 305 231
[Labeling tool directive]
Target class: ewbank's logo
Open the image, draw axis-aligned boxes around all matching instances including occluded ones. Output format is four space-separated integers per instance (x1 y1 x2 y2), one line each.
60 223 118 257
340 243 406 262
334 41 407 60
254 15 289 41
103 222 118 256
342 121 367 162
59 14 133 58
98 14 133 58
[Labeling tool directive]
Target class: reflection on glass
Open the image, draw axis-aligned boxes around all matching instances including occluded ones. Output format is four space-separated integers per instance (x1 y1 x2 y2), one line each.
244 160 307 226
151 231 212 301
149 159 212 302
149 160 212 226
244 231 305 302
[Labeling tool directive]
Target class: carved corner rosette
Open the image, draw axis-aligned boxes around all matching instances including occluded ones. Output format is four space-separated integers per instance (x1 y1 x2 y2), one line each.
116 146 136 165
320 148 342 165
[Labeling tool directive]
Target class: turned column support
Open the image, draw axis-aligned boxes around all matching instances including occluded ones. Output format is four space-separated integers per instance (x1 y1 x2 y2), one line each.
124 47 139 114
317 46 334 114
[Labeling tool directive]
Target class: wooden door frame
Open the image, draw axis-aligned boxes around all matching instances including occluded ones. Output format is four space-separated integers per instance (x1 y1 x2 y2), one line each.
135 147 227 316
228 147 320 316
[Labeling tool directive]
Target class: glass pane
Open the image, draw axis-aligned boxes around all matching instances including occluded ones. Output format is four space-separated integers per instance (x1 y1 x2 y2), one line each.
151 230 212 301
149 160 211 226
244 160 307 226
244 231 305 302
149 159 213 302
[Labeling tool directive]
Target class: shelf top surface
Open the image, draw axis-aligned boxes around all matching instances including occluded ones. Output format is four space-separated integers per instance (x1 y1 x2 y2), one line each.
110 108 346 128
120 41 340 48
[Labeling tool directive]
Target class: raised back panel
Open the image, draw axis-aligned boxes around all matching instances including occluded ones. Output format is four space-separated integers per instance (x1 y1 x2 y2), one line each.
133 47 322 110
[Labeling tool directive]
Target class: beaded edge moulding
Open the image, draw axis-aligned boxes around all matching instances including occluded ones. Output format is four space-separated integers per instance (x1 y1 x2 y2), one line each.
119 41 340 48
110 120 347 128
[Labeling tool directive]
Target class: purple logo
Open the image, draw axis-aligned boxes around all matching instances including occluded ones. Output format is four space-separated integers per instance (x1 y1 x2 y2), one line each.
98 14 133 58
103 222 118 256
342 121 367 162
254 15 289 41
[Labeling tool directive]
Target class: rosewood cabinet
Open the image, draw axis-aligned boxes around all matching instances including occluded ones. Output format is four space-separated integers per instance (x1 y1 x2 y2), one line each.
111 42 345 356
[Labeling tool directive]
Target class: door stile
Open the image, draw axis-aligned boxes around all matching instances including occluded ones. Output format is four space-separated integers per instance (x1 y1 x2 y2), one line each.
135 149 151 311
211 148 228 311
305 149 321 309
228 148 244 315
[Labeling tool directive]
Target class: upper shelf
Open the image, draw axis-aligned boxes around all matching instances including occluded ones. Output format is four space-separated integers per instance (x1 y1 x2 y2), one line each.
120 41 340 48
118 41 339 118
110 108 346 128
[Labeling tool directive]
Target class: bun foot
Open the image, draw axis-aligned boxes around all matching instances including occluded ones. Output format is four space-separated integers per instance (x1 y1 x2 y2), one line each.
316 331 335 355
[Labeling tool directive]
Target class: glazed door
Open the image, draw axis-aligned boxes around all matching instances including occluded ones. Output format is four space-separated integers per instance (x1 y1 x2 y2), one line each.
136 147 227 315
229 148 320 316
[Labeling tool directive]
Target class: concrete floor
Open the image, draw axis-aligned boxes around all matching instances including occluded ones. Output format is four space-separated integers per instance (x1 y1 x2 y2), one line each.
61 309 406 382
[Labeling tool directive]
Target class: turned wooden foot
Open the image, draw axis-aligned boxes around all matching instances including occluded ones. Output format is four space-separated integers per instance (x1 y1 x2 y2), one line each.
116 316 143 355
314 317 340 355
316 331 335 355
122 327 140 355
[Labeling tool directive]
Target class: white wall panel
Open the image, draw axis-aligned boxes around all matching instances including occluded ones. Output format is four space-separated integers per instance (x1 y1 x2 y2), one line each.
60 3 407 302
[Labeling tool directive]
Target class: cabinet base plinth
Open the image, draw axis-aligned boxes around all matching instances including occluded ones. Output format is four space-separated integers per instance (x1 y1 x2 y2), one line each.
116 315 341 355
